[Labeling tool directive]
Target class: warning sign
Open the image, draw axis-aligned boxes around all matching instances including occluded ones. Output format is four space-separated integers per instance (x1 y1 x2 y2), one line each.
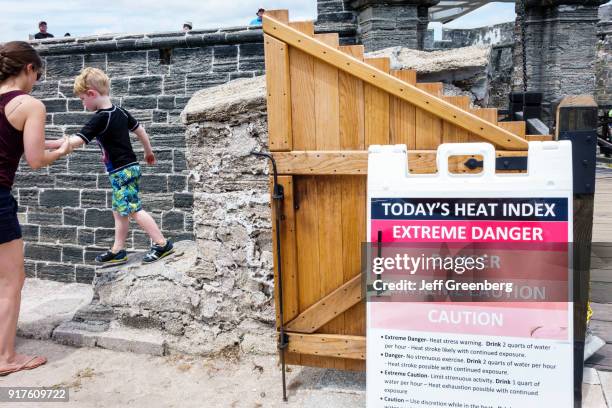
366 143 573 408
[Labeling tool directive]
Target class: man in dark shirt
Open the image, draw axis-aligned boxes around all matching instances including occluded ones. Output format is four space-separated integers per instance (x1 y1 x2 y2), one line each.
34 21 54 39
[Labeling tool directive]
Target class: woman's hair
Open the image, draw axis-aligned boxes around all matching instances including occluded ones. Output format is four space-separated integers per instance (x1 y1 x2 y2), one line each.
0 41 43 82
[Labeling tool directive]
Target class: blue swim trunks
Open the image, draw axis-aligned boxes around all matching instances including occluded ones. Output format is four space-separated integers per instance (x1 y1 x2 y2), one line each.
108 165 142 216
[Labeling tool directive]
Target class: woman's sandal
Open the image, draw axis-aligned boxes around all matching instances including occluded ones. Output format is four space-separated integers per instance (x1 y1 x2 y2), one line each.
0 356 47 376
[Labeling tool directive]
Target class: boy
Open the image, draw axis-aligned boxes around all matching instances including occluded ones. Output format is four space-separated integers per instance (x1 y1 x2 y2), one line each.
46 67 173 264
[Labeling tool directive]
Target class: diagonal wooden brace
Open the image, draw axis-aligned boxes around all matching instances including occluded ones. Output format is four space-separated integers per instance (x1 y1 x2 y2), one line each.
286 274 362 333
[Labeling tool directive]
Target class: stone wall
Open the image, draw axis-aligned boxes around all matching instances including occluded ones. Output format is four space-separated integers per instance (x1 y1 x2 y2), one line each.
597 5 612 107
516 2 605 126
316 0 359 43
488 44 515 110
426 22 515 50
14 28 266 283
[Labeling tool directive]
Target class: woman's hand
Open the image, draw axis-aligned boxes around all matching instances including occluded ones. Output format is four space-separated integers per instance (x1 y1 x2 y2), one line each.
57 136 73 156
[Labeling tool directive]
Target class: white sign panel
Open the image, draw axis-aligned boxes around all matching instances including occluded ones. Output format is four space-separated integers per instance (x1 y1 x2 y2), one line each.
366 143 573 408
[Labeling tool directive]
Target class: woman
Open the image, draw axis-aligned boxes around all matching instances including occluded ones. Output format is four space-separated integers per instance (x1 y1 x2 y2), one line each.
0 41 71 376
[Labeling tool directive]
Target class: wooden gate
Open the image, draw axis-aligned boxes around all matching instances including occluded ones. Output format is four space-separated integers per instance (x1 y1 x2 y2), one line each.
263 10 547 371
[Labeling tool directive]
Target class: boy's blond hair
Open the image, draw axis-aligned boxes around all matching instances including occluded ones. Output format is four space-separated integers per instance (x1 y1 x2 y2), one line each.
73 67 110 95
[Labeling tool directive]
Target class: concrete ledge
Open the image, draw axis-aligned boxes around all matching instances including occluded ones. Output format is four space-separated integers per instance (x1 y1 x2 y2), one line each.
17 279 93 340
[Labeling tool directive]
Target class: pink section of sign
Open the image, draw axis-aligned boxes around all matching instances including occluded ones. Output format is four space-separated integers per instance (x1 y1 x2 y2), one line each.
370 302 570 339
370 220 568 243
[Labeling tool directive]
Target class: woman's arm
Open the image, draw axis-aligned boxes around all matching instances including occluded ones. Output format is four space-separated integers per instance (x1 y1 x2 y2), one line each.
45 135 85 150
22 98 72 168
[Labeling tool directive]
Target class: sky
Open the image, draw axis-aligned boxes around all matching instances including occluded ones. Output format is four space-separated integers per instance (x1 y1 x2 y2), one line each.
0 1 522 42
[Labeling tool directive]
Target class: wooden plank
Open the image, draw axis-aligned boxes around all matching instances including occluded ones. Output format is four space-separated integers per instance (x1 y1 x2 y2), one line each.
262 15 528 150
416 82 443 97
365 58 390 146
314 58 340 150
471 108 498 123
591 303 612 322
443 95 471 110
526 135 553 141
585 344 612 371
498 121 526 138
468 108 498 142
286 275 362 333
390 69 416 85
416 105 442 149
340 176 367 371
390 70 416 148
589 320 612 343
316 176 346 369
339 45 364 60
270 176 300 367
339 47 365 149
591 281 612 304
264 34 292 151
442 96 471 143
294 176 322 368
287 333 366 360
339 49 367 371
289 47 315 150
313 40 343 368
288 21 314 36
264 9 289 22
273 150 528 175
270 176 299 326
314 33 339 47
311 32 344 368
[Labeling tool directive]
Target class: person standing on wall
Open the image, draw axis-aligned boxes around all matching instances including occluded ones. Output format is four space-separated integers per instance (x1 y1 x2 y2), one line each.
34 21 54 39
249 8 265 26
0 41 72 376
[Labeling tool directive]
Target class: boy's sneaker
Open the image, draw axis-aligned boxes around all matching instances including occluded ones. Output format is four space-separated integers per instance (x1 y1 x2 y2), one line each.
143 240 174 264
95 249 128 265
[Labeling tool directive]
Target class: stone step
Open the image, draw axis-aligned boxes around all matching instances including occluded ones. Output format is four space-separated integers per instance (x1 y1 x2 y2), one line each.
52 321 167 356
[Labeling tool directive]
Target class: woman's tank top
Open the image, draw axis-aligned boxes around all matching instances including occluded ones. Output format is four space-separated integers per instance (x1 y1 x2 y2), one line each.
0 90 26 189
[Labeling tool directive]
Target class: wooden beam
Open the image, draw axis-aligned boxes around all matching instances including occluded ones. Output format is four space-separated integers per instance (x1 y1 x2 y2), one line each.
526 135 553 141
263 14 528 150
286 275 362 333
273 150 528 175
287 333 366 360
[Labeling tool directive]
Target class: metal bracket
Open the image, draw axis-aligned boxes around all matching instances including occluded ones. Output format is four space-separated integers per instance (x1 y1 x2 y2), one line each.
278 332 289 350
464 156 528 171
558 130 597 194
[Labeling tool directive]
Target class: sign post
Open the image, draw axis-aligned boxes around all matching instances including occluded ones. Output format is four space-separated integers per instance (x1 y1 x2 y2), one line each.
366 143 574 408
